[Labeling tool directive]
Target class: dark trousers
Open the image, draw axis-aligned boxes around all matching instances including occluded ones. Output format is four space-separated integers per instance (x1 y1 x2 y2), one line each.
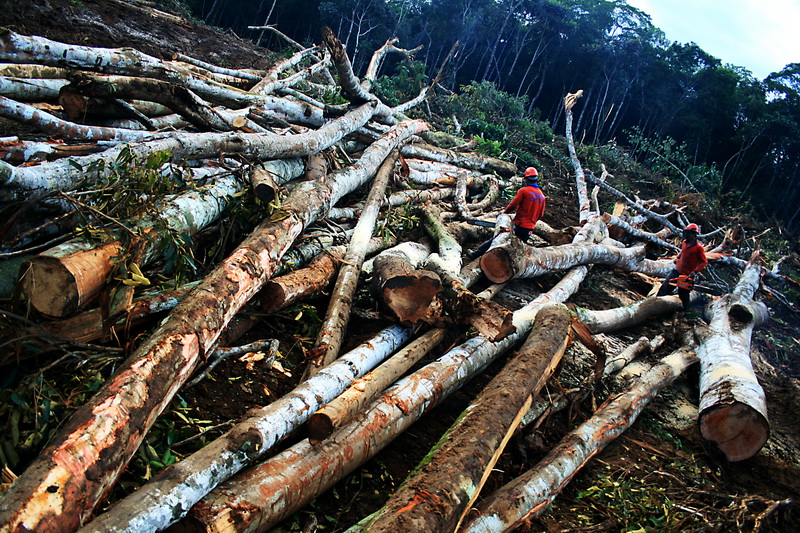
657 268 691 310
470 226 533 260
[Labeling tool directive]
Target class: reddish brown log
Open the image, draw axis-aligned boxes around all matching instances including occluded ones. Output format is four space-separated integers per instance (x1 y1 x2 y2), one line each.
0 119 428 533
372 243 442 325
361 304 571 533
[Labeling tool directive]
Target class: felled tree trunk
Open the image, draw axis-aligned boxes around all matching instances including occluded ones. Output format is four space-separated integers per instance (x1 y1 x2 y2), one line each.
574 295 684 334
371 242 442 325
422 207 515 341
308 151 401 376
361 305 572 533
1 100 378 202
19 169 247 317
181 268 587 533
481 236 646 283
602 213 680 251
401 142 517 176
307 328 447 441
459 347 699 533
697 256 770 461
0 120 428 533
259 237 389 314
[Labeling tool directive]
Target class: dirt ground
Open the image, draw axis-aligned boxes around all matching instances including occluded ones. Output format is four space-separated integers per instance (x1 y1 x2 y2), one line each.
1 1 799 532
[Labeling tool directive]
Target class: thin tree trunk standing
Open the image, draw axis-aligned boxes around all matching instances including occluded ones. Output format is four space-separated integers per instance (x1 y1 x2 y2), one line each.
307 150 401 377
459 347 699 533
564 90 591 223
697 256 770 461
0 120 427 533
361 305 572 533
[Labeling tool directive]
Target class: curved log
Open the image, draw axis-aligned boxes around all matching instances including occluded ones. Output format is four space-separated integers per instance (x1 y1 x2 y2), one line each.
574 295 684 334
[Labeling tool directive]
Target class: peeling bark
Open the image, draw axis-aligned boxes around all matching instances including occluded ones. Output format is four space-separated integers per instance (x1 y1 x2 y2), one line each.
460 347 699 533
697 255 770 461
362 305 572 533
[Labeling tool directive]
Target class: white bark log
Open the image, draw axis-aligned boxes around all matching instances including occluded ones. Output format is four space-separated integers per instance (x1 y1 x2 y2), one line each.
574 295 684 334
78 326 414 533
0 76 67 101
0 101 378 202
460 347 699 533
697 258 770 461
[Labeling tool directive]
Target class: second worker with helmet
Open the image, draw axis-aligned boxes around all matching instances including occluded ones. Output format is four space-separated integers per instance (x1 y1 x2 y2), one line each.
503 166 547 242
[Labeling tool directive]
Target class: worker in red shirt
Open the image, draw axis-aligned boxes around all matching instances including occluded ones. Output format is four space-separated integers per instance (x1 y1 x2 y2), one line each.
504 167 547 242
470 167 546 259
657 223 708 311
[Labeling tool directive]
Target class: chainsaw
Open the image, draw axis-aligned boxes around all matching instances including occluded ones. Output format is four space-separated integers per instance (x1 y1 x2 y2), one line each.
668 275 723 295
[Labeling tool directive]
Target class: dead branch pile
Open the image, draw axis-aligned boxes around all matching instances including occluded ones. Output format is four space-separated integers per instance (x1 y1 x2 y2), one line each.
0 22 792 533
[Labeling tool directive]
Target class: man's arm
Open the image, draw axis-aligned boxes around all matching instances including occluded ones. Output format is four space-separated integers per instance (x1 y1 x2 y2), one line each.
503 189 523 214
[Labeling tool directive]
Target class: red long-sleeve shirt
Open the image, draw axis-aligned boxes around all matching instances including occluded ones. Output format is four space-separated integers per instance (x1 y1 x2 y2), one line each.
504 184 546 229
675 241 708 275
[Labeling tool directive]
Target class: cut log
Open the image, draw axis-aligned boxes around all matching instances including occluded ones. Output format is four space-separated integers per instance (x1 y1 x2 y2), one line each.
401 142 516 177
308 151 401 376
181 263 588 533
480 236 646 283
574 295 684 334
360 304 572 533
247 158 305 204
371 241 442 325
20 169 247 317
307 327 447 441
1 100 378 202
697 255 770 461
0 120 428 533
602 213 680 251
259 236 390 314
459 347 699 533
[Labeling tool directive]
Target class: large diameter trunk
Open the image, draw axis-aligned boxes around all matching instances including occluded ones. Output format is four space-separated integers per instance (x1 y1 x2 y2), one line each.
697 259 770 462
371 242 441 325
0 120 428 533
480 237 645 283
459 347 699 533
362 305 572 533
181 248 590 532
20 171 246 317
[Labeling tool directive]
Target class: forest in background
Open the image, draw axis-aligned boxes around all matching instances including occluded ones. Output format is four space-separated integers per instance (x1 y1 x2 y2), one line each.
173 0 800 232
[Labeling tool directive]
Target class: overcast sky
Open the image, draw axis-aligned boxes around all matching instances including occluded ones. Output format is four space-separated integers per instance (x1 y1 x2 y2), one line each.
626 0 800 80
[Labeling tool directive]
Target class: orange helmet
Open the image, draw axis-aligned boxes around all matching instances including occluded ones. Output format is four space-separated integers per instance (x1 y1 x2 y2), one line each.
684 223 700 233
524 167 539 178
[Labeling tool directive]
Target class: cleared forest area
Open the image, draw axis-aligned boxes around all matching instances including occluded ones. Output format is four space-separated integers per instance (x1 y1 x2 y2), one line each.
0 1 799 532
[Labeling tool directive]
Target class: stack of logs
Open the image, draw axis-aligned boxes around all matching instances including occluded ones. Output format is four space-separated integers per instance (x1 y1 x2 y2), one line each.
0 20 787 533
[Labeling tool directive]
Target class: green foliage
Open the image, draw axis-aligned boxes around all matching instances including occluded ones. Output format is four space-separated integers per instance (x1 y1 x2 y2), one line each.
373 61 428 107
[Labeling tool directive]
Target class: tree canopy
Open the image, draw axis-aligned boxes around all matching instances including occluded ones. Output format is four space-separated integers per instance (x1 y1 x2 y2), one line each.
184 0 798 227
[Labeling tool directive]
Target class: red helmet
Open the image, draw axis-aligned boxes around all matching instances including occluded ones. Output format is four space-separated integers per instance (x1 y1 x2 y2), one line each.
684 223 700 233
524 167 538 178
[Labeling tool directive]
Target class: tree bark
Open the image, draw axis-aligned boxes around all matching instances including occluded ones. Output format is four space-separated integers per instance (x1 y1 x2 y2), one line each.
1 101 378 202
361 304 572 533
459 347 699 533
0 120 427 533
574 295 684 334
181 267 587 533
697 255 770 461
20 169 247 317
371 241 442 325
307 151 401 376
401 142 517 177
480 237 646 283
564 90 592 223
602 213 680 251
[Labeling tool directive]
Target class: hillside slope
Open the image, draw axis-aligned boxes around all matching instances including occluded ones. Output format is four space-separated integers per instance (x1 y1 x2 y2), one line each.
0 1 798 531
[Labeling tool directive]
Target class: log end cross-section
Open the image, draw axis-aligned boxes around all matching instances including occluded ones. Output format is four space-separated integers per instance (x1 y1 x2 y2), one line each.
699 401 770 462
480 246 515 283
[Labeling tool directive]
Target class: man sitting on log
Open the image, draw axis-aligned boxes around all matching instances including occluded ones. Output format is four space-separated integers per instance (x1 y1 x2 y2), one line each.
470 167 546 258
657 223 708 313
